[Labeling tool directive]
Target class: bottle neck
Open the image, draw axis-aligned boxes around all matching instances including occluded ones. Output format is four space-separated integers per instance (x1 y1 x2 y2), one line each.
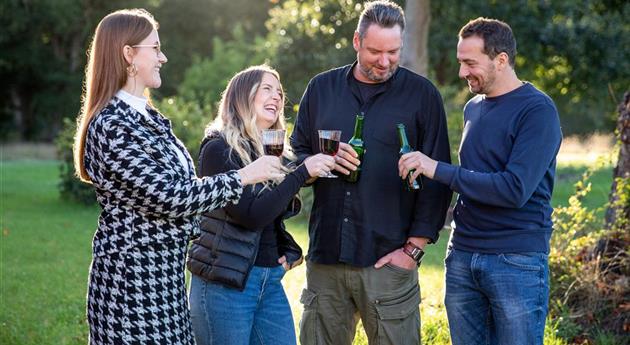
397 125 410 148
352 115 364 138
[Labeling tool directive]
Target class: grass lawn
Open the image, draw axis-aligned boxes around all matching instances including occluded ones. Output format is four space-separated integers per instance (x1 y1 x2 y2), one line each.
0 159 613 344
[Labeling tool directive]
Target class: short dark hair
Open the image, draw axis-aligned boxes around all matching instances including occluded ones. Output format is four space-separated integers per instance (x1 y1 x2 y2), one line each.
357 0 405 40
459 17 517 67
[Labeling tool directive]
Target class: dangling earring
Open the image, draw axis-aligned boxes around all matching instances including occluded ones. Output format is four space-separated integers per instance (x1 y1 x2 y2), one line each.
127 63 138 76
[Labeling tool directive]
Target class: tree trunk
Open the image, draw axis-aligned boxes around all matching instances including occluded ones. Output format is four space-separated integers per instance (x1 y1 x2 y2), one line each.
401 0 430 77
605 91 630 229
9 86 27 140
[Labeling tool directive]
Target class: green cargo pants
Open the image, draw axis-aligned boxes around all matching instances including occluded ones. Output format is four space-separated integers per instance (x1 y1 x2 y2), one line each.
299 261 421 345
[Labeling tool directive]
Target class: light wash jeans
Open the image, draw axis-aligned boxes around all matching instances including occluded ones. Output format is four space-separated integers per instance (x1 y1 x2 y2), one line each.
444 248 549 345
189 265 296 345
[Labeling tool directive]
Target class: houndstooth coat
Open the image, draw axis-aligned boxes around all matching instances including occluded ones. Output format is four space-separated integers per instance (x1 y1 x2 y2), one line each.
84 97 243 345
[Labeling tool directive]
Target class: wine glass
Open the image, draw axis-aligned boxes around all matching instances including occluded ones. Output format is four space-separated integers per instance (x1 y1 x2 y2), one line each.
262 129 285 157
318 129 341 178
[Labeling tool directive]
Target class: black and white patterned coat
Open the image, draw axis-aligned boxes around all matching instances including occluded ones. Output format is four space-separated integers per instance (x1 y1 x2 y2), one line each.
84 97 243 345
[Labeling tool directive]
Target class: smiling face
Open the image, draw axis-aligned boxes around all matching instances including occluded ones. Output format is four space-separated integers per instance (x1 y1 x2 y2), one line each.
353 24 402 83
127 29 167 92
456 35 498 96
253 72 283 130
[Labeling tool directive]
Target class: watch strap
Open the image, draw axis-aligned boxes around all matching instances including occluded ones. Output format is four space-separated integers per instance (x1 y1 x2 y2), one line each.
402 241 425 265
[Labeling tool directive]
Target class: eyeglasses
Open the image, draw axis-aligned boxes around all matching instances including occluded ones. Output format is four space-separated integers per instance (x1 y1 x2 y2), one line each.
132 44 162 56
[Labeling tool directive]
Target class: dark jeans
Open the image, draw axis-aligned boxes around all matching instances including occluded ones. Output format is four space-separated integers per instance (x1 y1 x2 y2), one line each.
444 248 549 345
299 261 421 345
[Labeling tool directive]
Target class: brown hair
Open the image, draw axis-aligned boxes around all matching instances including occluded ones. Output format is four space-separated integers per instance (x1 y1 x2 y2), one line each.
74 8 158 183
459 17 517 67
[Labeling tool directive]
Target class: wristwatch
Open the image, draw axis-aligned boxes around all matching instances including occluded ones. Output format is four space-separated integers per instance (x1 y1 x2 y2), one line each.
402 241 425 265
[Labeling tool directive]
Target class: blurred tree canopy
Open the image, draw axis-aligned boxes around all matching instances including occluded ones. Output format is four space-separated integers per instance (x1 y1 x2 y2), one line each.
1 0 271 140
427 0 630 134
2 0 628 141
266 0 629 134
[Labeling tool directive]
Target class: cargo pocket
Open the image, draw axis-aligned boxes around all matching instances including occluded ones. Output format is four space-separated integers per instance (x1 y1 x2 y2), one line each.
299 288 320 345
374 285 421 345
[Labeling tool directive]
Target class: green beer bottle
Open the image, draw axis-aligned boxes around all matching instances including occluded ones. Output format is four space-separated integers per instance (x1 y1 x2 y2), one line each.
397 123 422 191
345 114 365 183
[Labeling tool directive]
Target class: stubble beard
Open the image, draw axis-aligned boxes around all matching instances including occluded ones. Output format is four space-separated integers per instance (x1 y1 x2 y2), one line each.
359 63 397 83
468 64 496 95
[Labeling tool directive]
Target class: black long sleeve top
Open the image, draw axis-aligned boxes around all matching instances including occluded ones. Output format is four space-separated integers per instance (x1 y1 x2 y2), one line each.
290 63 453 267
198 134 310 266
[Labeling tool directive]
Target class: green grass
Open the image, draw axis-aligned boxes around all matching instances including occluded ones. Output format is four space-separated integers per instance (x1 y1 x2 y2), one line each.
1 160 95 344
553 163 614 209
0 160 614 344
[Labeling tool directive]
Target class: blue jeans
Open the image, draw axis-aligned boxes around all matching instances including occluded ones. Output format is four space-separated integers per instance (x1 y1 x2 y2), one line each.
444 248 549 345
189 265 296 345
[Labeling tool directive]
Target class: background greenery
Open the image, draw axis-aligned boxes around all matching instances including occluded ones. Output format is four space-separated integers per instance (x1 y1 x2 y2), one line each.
2 0 628 143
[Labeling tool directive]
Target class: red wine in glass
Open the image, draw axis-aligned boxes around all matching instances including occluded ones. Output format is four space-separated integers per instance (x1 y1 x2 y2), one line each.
319 138 339 156
264 143 284 156
317 130 341 178
262 129 286 157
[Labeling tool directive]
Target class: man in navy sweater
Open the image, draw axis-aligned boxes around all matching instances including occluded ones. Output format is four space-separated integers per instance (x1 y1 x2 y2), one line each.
399 18 562 345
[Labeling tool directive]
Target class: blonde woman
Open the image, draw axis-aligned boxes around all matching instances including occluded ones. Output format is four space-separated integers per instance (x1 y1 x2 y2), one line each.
74 9 283 344
187 65 335 345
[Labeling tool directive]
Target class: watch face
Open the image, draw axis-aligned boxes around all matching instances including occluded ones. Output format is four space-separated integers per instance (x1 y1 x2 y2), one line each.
411 248 422 260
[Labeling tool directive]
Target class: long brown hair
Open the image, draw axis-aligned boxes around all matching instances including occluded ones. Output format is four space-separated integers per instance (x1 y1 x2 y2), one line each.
206 65 291 167
74 8 158 183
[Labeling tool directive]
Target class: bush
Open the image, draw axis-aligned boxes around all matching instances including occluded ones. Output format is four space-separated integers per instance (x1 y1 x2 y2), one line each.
549 155 630 344
154 97 213 157
177 26 271 108
55 117 95 205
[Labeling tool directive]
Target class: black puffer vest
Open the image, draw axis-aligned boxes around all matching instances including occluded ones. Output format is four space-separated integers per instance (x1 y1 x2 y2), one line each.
187 193 302 291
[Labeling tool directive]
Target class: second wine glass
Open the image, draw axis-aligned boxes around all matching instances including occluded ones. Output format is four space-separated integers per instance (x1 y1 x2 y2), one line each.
318 129 341 178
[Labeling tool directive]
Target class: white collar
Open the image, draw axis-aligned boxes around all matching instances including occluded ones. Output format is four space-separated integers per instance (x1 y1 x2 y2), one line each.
116 89 149 118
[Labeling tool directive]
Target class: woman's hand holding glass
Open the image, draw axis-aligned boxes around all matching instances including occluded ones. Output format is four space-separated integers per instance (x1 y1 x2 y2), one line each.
237 156 285 185
304 154 336 178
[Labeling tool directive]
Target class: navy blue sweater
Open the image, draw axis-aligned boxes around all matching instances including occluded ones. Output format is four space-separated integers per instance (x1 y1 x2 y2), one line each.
434 83 562 253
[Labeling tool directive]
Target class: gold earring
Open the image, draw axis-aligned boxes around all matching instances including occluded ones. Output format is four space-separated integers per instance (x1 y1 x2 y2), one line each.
126 63 137 76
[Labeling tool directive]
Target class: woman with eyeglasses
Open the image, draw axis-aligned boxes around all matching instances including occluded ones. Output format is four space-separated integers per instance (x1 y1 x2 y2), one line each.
74 9 284 344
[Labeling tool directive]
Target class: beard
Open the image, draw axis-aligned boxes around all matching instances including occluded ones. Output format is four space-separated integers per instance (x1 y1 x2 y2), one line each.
467 64 496 95
358 62 398 83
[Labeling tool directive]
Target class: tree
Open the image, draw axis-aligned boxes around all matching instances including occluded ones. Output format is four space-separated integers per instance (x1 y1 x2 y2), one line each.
401 0 430 76
428 0 630 134
605 91 630 230
0 0 160 141
0 0 272 141
151 0 272 96
1 0 90 140
177 27 271 109
266 0 359 107
266 0 407 108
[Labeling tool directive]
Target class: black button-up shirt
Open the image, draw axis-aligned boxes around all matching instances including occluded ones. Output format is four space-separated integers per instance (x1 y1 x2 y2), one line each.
291 63 453 267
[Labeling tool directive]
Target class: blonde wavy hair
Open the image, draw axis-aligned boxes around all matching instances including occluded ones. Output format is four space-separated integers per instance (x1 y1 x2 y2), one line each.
73 8 158 183
206 65 294 168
